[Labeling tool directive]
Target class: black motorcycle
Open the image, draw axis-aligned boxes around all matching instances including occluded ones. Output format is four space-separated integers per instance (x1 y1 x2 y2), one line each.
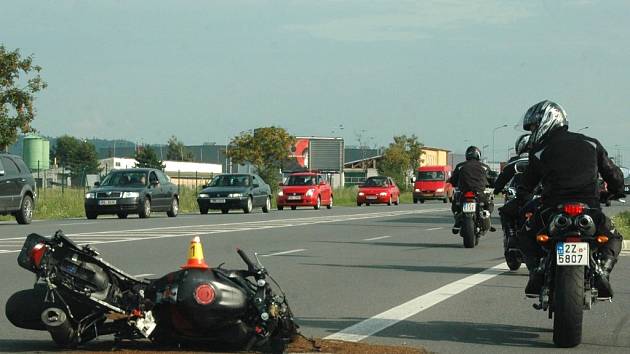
453 189 493 248
5 231 297 352
501 187 524 270
528 202 619 348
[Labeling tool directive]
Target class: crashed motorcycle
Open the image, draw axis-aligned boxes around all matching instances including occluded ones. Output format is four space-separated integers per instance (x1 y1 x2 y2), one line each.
453 189 494 248
5 231 297 352
528 200 623 348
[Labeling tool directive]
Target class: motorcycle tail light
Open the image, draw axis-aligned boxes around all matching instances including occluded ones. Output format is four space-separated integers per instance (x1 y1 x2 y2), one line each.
194 284 216 305
596 235 609 245
536 234 550 244
29 243 47 269
565 236 581 243
464 191 475 199
563 203 585 217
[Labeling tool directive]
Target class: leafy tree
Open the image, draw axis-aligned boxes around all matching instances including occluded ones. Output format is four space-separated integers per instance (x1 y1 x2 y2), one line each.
52 135 101 184
226 127 295 189
0 45 47 151
378 135 424 189
166 135 193 161
135 145 165 169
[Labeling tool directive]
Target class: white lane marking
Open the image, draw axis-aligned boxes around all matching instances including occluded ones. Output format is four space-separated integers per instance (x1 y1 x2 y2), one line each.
133 273 155 278
261 249 307 257
0 208 449 254
425 227 443 231
57 222 99 226
363 236 391 241
325 262 509 342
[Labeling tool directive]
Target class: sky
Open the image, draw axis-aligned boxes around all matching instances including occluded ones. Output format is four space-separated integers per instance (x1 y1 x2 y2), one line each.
2 0 629 160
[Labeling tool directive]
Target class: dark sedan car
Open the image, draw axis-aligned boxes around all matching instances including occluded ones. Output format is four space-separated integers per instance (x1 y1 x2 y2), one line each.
84 168 179 219
197 173 271 214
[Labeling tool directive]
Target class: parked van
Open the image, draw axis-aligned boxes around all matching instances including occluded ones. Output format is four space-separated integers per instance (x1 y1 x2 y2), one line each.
413 165 453 203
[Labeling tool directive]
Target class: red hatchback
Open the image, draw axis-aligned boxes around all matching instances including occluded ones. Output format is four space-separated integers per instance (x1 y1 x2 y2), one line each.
357 176 400 206
277 173 333 210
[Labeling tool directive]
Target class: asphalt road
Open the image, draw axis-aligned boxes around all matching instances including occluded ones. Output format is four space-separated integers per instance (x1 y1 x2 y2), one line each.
1 202 629 353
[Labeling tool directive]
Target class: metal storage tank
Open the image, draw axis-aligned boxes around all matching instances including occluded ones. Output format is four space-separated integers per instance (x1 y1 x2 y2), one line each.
23 134 49 170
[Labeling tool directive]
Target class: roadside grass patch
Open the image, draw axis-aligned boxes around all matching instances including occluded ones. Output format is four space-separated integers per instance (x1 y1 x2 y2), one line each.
613 211 630 239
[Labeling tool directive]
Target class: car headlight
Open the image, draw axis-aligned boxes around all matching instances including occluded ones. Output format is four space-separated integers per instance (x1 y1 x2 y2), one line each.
358 192 365 196
122 191 140 198
306 189 315 197
415 188 420 192
379 192 387 196
278 191 284 197
436 188 444 193
198 193 209 198
228 193 243 198
85 192 95 199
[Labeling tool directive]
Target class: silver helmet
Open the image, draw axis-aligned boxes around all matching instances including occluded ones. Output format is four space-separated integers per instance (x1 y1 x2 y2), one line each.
522 100 568 145
514 134 531 155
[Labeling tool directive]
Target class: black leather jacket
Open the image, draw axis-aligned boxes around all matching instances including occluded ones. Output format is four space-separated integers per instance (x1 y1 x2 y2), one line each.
517 127 624 208
450 160 490 193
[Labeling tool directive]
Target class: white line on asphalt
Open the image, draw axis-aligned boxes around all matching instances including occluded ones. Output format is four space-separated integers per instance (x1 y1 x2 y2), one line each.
57 222 99 226
261 249 307 257
425 227 443 231
325 262 509 342
363 236 391 241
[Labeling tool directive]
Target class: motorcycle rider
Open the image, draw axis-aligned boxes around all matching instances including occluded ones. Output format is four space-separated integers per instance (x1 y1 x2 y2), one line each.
494 134 531 254
450 146 494 234
516 100 625 297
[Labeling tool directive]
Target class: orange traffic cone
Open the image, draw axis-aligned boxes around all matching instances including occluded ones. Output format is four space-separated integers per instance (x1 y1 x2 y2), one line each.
181 236 209 269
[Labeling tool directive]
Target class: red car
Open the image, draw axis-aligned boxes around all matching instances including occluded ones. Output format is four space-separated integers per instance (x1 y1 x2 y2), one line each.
277 172 333 210
357 176 400 206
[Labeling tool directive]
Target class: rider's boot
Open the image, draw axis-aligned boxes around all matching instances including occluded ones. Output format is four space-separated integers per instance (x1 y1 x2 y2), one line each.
452 213 461 234
524 257 544 297
594 255 617 298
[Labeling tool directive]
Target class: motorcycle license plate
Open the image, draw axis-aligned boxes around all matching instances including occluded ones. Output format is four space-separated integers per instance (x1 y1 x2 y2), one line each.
210 198 226 203
287 196 301 200
556 242 589 266
462 203 476 213
98 200 117 205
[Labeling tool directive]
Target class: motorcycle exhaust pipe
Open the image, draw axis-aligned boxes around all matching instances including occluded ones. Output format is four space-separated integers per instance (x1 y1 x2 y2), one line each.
41 307 76 347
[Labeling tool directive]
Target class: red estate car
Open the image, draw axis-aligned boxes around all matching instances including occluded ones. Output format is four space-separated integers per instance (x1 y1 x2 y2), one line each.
277 172 333 210
357 176 400 206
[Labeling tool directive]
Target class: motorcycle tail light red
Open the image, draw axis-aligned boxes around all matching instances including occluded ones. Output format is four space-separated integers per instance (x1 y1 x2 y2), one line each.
563 203 585 217
29 243 47 268
464 191 475 199
194 284 216 305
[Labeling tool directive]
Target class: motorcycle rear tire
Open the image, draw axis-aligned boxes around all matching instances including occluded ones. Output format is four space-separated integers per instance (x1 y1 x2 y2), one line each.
553 265 584 348
461 216 476 248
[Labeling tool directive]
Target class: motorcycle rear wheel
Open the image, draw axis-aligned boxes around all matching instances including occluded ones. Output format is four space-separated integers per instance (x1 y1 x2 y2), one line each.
461 216 476 248
505 252 522 271
553 265 584 348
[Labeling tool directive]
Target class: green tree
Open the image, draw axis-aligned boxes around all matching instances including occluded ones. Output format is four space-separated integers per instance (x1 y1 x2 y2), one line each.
52 135 101 185
226 127 295 189
0 45 47 151
378 135 424 189
135 145 165 169
166 135 193 161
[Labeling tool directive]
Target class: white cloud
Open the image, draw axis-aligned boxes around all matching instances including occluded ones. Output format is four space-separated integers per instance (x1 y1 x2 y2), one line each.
284 0 533 42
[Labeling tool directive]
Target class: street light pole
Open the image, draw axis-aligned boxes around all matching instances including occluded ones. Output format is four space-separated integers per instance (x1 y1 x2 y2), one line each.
492 124 509 170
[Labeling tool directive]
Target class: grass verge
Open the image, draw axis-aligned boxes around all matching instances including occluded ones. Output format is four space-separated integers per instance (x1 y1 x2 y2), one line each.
613 211 630 240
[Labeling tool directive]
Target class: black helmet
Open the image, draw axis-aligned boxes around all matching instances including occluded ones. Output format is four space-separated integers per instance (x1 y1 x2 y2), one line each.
465 146 481 161
515 134 531 155
522 100 568 146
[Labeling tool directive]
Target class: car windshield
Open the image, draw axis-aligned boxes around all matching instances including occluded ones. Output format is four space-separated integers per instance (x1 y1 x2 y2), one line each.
100 171 148 187
209 175 250 187
287 175 316 186
417 171 444 181
364 177 388 186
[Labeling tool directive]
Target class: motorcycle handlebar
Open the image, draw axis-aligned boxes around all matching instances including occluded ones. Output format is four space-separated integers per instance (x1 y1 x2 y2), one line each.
236 248 257 273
